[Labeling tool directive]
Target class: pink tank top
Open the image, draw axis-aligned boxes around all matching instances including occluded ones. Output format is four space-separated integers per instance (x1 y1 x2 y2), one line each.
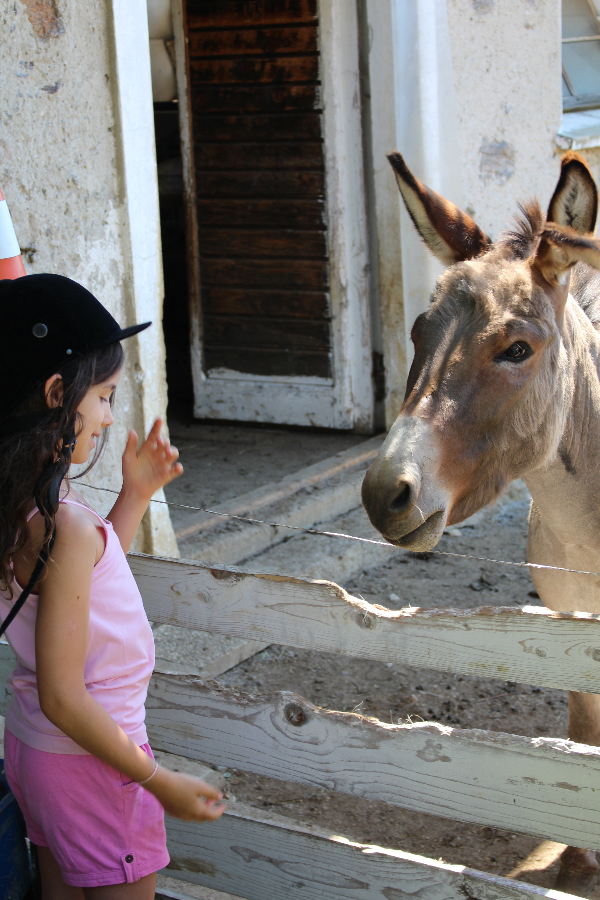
0 499 155 754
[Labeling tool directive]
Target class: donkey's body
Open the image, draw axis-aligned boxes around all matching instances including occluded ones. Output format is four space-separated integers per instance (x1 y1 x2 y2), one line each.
361 152 600 890
527 268 600 614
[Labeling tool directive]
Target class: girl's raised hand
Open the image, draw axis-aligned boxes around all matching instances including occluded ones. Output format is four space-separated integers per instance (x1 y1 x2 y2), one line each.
147 769 226 822
122 418 183 500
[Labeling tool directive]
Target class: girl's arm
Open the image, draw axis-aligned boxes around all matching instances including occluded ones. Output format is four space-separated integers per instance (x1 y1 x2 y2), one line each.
107 418 182 553
35 506 224 822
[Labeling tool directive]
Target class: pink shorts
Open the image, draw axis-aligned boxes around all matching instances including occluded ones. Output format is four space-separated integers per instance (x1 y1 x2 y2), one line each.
3 729 170 888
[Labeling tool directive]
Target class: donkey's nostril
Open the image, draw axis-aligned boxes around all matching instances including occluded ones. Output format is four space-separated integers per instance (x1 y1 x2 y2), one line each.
389 481 414 514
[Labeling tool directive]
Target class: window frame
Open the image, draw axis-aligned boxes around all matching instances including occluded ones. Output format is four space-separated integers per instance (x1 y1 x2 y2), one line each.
563 0 600 111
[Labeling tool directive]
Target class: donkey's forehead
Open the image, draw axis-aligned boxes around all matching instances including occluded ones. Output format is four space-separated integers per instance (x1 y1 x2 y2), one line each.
432 254 541 320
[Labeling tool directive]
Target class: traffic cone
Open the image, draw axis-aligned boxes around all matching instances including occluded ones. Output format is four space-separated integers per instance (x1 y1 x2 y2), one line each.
0 186 26 279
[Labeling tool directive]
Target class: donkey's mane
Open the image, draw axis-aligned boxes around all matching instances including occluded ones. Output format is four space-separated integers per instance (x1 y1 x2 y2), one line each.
497 201 600 329
497 201 544 260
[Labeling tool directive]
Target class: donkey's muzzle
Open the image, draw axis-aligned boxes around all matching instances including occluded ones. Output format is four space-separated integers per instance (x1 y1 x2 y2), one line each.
361 416 450 551
362 463 428 544
389 479 417 514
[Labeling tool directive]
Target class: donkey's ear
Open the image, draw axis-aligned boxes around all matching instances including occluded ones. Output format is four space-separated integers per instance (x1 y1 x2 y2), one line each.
388 152 491 265
534 223 600 285
547 151 598 235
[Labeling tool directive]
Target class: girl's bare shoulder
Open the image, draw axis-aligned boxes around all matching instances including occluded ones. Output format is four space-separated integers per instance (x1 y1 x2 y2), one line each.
14 503 102 587
55 502 106 562
54 501 99 531
27 500 105 563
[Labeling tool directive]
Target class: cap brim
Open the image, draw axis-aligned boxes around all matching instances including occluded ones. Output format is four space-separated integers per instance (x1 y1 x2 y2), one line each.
115 321 152 341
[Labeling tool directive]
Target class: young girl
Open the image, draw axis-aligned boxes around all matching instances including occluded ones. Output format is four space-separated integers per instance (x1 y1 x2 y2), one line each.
0 274 225 900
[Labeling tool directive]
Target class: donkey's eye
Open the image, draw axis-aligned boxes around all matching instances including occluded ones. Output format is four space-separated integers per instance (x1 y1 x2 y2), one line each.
496 341 532 362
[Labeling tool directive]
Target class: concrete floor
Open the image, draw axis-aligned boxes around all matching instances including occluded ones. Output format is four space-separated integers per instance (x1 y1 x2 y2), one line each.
164 414 365 537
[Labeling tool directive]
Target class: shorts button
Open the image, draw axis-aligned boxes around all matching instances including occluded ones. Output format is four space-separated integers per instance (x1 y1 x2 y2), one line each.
125 854 134 864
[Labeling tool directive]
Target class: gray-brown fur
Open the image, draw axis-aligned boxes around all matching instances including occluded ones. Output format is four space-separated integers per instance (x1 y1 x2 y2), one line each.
571 262 600 328
497 201 544 260
362 151 600 890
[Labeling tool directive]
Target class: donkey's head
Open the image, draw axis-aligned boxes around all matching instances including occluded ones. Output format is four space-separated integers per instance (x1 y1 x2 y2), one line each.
362 151 600 550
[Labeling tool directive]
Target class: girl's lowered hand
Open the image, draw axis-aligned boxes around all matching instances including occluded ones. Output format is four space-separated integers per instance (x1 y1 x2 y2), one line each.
122 417 183 500
146 768 226 822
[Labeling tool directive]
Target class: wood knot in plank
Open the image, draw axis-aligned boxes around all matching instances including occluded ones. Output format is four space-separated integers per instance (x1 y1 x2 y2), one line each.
284 702 309 727
355 609 377 629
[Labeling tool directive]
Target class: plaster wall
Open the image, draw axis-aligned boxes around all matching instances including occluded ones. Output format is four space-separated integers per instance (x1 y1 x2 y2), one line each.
361 0 407 428
0 0 178 556
364 1 563 426
447 0 563 239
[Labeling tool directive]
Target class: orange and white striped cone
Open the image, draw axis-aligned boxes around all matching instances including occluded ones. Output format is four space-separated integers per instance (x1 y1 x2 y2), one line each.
0 186 26 279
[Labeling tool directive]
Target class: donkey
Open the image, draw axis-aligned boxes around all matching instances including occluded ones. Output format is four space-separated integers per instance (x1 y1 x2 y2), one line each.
361 150 600 892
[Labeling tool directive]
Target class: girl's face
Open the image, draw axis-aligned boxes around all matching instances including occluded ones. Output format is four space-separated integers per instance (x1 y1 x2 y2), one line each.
71 370 122 465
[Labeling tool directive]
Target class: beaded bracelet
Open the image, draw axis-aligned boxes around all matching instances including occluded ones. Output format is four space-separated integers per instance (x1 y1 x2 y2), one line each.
139 760 158 786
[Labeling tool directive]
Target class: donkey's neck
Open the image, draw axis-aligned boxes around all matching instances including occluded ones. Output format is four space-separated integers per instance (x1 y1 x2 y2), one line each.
523 298 600 612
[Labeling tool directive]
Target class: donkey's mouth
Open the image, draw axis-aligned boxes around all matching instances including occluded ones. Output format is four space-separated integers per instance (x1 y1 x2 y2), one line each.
387 510 446 551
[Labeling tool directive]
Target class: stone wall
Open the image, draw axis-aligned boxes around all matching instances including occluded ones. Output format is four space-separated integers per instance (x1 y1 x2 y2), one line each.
0 0 178 556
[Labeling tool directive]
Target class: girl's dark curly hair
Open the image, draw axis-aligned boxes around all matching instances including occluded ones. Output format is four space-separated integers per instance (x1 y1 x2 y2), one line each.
0 341 124 596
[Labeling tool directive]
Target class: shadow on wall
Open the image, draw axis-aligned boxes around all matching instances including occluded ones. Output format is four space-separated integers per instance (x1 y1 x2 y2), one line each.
154 102 194 416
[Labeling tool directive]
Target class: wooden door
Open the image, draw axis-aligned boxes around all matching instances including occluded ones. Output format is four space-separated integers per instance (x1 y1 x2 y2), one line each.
174 0 374 430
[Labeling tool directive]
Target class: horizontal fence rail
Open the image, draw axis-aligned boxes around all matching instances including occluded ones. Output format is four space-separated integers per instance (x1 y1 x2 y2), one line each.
163 804 574 900
147 672 600 851
130 552 600 692
3 550 599 900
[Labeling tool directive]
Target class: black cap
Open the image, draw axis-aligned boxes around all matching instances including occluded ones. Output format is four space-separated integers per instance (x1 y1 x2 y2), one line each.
0 274 151 425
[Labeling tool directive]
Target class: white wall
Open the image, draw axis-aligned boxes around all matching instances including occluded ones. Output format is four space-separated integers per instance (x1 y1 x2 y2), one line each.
366 0 563 427
362 0 408 427
447 0 562 239
0 0 178 556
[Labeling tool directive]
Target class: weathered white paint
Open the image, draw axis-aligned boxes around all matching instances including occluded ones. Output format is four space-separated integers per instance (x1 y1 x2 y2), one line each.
129 552 600 693
361 0 407 428
147 672 600 848
191 379 338 430
164 804 576 900
186 0 374 432
0 0 177 556
390 0 462 365
318 0 374 433
109 0 178 557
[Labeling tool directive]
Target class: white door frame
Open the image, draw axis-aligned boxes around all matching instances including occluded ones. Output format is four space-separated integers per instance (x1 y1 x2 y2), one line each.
106 0 179 557
172 0 374 432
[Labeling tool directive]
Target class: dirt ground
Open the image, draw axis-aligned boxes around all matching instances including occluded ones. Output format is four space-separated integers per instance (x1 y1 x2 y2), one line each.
164 415 364 535
217 493 593 895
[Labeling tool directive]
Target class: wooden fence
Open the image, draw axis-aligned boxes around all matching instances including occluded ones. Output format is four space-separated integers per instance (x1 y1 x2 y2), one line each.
4 550 600 899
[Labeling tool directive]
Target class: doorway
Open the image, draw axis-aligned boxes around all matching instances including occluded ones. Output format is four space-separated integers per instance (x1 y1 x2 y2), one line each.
171 0 374 431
